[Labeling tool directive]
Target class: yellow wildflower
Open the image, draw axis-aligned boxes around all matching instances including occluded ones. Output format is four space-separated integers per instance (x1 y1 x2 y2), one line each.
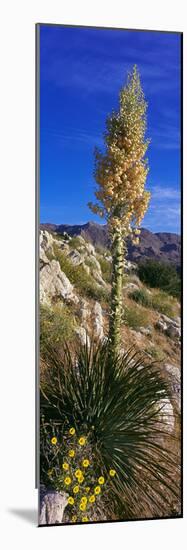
68 496 74 505
78 437 86 446
51 437 57 445
62 462 69 471
89 495 95 503
79 502 86 511
94 486 101 495
69 427 75 435
75 469 82 478
82 516 89 522
81 496 87 505
47 469 53 476
69 449 75 458
109 469 116 477
72 515 77 523
78 474 84 484
73 485 79 494
82 459 90 468
98 476 105 485
64 476 71 486
85 487 90 493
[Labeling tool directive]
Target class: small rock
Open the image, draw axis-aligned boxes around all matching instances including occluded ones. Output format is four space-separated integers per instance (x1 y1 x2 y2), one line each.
84 242 96 256
124 283 140 292
155 319 168 333
139 326 152 336
164 363 181 412
40 247 50 267
40 230 54 252
93 302 104 340
131 330 143 341
74 326 90 347
166 325 181 339
124 260 137 273
79 299 90 323
92 269 107 287
155 398 175 433
68 249 83 266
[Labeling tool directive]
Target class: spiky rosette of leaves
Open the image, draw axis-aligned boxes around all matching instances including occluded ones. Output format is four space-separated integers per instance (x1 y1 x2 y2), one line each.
40 341 180 520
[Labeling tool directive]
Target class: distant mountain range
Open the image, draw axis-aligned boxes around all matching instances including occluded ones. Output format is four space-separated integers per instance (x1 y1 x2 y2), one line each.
41 221 181 267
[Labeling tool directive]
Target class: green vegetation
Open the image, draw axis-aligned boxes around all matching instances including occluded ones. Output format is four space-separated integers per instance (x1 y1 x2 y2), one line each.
129 287 177 317
138 260 181 298
53 244 109 303
151 291 177 317
129 288 151 307
128 280 179 319
98 256 112 284
68 236 84 249
40 342 179 520
40 303 76 356
144 345 165 362
123 303 149 329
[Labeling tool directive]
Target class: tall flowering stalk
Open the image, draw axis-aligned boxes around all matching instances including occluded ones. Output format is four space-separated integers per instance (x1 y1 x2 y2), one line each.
89 66 151 355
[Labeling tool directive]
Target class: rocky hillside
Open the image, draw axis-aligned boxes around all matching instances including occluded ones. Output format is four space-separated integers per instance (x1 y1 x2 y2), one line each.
40 229 181 422
41 222 181 267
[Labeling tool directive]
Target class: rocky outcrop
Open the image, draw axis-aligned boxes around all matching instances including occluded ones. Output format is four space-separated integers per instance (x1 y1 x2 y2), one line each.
156 314 181 340
67 249 83 266
40 260 79 306
40 490 68 525
74 326 90 347
156 398 175 433
164 363 181 412
92 302 104 340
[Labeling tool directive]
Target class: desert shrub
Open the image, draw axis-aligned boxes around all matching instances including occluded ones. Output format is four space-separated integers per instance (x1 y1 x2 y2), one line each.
40 304 75 356
98 256 112 284
129 288 151 307
127 274 141 286
53 245 109 303
144 345 165 361
68 236 84 249
40 342 179 522
151 291 176 317
138 260 181 298
95 244 109 256
123 304 149 329
130 288 176 317
45 249 54 262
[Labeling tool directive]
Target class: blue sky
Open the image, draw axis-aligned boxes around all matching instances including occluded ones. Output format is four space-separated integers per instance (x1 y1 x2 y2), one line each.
40 25 181 234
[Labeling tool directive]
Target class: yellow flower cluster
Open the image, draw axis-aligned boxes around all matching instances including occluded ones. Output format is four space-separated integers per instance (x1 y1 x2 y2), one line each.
49 425 119 524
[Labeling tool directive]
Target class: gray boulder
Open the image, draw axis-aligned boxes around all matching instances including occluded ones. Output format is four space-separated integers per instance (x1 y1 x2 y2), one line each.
164 363 181 412
40 490 68 525
67 249 83 266
156 314 181 339
156 398 175 433
139 326 152 336
40 260 79 305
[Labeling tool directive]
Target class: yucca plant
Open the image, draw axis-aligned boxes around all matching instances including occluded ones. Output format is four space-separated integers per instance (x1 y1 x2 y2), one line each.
40 341 180 522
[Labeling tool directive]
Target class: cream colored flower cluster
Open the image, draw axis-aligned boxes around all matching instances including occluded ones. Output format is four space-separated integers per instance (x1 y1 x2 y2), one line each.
88 66 150 241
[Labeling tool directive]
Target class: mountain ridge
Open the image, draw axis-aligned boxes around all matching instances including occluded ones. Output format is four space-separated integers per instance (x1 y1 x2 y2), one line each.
40 221 181 267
